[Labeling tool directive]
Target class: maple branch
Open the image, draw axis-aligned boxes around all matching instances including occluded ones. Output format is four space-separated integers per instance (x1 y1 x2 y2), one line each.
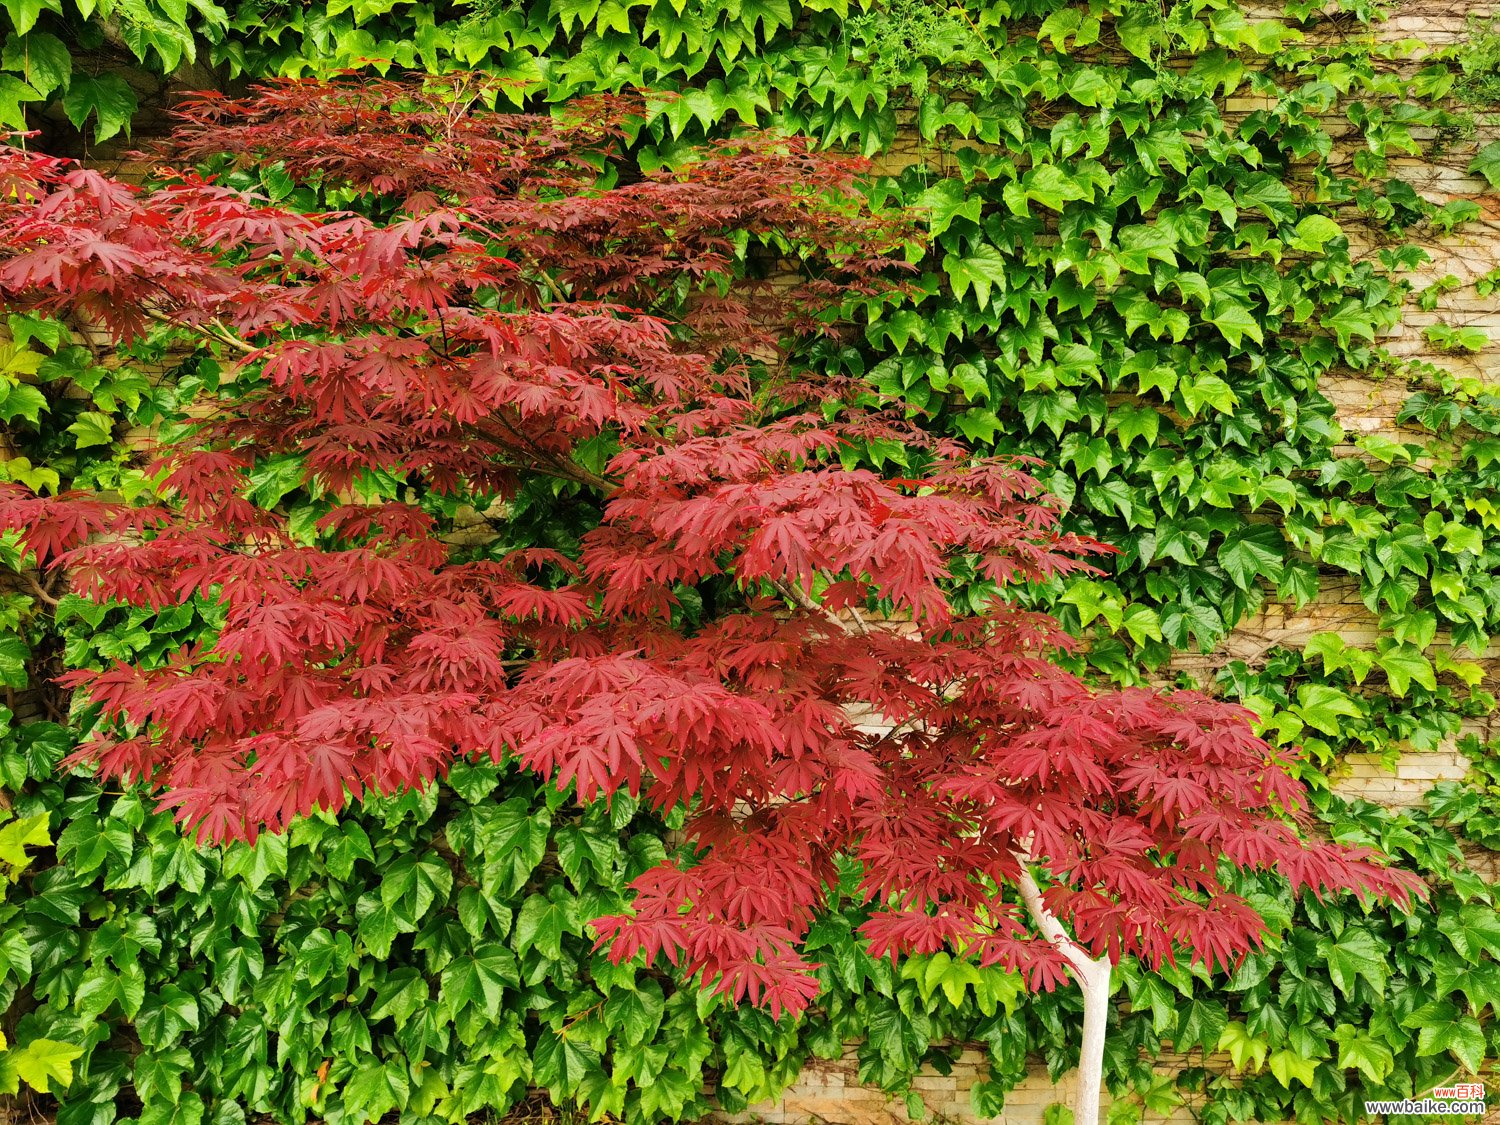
467 415 616 494
65 314 108 363
768 577 871 637
17 569 60 608
142 307 260 355
208 318 260 354
1012 839 1110 1125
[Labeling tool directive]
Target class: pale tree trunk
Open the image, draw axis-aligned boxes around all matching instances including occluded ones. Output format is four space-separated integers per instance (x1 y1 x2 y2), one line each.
788 607 1118 1122
1014 853 1114 1125
1070 952 1113 1125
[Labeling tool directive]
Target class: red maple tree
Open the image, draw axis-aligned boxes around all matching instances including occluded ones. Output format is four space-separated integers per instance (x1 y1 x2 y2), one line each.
0 76 1417 1116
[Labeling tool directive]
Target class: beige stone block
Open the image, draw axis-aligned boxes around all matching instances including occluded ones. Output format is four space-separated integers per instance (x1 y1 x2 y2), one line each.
1394 757 1468 781
910 1077 956 1092
1337 783 1409 803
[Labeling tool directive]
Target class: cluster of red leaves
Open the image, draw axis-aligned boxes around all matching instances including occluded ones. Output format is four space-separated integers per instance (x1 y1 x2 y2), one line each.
0 76 1418 1017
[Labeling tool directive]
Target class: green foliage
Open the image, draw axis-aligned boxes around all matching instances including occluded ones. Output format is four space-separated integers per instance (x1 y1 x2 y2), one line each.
2 0 1500 1122
1425 323 1490 353
0 806 85 1098
1429 736 1500 852
1440 14 1500 108
6 733 1496 1125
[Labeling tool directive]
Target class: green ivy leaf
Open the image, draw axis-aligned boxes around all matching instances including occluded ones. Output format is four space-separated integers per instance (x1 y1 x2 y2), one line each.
1410 1006 1486 1073
380 852 453 918
62 74 138 143
602 980 666 1042
1108 403 1160 450
1375 642 1435 697
0 382 47 427
942 244 1008 309
954 407 1002 443
922 951 983 1006
1217 1021 1268 1072
138 1090 205 1125
0 635 29 691
356 894 415 959
1174 999 1227 1052
440 944 518 1019
12 1039 83 1094
342 1060 410 1122
532 1028 602 1099
917 179 983 237
135 985 200 1049
1205 299 1263 348
0 32 70 97
555 822 620 888
0 812 48 871
1320 298 1377 348
1115 7 1164 59
55 815 133 875
1266 1048 1316 1089
1289 214 1342 252
1276 561 1319 606
514 888 578 961
1293 684 1363 736
1 0 54 36
1234 174 1295 222
1120 604 1162 645
1468 140 1500 189
67 411 115 450
132 1046 193 1105
1437 904 1500 960
1159 602 1222 652
1125 970 1179 1034
1318 927 1387 998
1217 524 1285 590
1060 579 1123 631
245 454 310 510
370 967 432 1025
1180 372 1240 415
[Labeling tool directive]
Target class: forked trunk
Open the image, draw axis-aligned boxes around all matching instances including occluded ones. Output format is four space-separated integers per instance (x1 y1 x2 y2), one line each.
1013 848 1114 1125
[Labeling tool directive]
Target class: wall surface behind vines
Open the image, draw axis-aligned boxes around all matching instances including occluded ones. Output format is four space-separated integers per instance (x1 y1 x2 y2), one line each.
2 0 1500 1123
